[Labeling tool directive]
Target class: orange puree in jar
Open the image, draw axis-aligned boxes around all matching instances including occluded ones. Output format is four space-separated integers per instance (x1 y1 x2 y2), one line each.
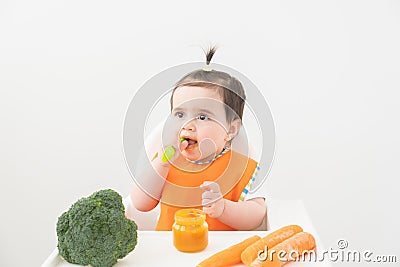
172 209 208 252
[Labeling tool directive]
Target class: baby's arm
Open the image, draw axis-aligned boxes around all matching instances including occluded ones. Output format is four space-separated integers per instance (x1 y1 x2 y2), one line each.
201 182 266 230
130 153 171 212
217 198 266 230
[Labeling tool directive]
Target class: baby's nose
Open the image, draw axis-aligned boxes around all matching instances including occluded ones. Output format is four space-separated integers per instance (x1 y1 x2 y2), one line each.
183 119 196 131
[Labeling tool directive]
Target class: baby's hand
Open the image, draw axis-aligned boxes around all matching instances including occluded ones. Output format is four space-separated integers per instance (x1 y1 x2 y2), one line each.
200 181 225 218
152 117 189 167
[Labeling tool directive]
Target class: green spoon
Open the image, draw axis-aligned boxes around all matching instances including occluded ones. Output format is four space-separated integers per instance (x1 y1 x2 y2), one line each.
161 146 176 162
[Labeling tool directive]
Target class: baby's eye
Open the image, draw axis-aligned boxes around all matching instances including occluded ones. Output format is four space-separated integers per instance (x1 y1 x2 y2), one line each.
198 114 209 121
175 112 184 118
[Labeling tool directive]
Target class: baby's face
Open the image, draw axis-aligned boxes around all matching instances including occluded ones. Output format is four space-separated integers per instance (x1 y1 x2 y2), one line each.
172 86 230 161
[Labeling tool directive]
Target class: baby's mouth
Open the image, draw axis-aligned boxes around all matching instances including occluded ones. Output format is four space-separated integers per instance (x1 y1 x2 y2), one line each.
181 137 198 150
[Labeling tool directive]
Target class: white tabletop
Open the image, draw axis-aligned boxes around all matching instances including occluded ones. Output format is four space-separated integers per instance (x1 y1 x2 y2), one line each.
43 230 332 267
42 198 332 267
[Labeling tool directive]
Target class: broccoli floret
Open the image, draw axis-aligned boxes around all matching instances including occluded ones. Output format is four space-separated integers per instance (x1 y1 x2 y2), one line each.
56 189 138 267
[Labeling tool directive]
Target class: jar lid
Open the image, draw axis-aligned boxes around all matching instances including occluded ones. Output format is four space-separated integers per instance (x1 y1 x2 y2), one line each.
174 209 206 225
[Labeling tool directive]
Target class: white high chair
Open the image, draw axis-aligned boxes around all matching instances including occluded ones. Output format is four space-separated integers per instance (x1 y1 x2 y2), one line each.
123 123 269 230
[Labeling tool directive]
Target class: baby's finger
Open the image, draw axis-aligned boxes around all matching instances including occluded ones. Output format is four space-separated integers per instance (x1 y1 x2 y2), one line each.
202 206 214 215
200 181 213 189
202 191 220 201
202 198 214 207
179 139 188 152
200 181 220 193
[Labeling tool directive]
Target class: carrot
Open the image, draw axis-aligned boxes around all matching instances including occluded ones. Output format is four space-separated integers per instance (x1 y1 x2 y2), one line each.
241 225 303 266
197 235 261 267
249 232 316 267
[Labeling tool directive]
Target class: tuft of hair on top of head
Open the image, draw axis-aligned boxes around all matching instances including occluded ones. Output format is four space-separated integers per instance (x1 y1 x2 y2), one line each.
203 45 218 65
171 44 246 124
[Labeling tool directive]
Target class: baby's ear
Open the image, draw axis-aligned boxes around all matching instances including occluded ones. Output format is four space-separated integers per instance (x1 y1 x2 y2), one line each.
226 119 241 141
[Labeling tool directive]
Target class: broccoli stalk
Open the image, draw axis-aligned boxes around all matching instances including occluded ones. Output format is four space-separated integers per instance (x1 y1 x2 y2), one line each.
56 189 137 267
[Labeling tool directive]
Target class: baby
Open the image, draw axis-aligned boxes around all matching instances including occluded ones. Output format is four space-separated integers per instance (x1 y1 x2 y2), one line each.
130 48 266 230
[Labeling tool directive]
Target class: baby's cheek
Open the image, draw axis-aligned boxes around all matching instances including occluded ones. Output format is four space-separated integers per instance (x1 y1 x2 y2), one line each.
203 125 226 140
199 125 226 146
199 138 225 155
198 138 217 152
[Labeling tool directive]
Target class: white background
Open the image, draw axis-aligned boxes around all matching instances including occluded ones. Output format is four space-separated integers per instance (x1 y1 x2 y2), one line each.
1 1 399 266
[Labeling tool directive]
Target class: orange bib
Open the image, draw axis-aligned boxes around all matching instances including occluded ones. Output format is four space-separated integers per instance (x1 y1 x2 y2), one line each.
156 150 258 230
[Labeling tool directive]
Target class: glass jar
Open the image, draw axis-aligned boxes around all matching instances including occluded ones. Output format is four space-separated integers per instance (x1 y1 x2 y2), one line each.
172 209 208 252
